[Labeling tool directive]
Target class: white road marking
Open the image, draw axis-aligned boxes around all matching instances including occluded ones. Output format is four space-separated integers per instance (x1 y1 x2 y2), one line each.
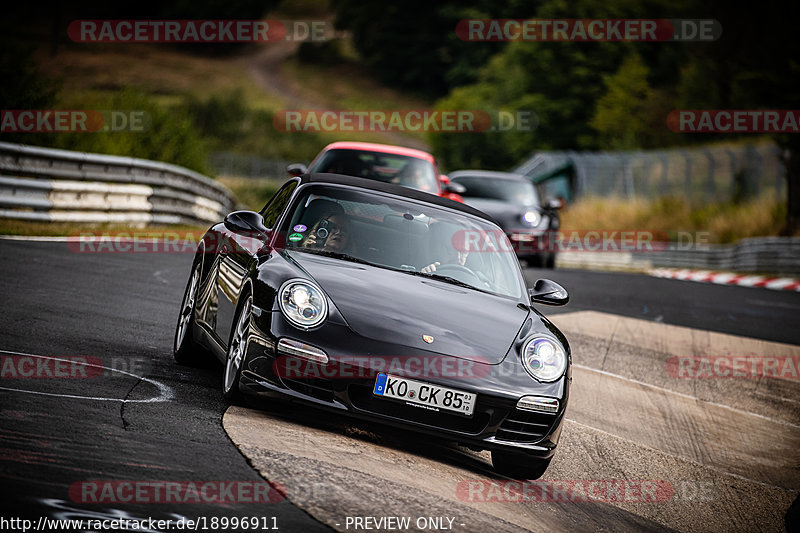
0 349 173 403
574 363 800 430
563 418 793 491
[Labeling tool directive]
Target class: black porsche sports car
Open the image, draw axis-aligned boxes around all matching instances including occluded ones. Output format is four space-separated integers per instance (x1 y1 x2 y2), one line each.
174 173 571 479
448 170 562 268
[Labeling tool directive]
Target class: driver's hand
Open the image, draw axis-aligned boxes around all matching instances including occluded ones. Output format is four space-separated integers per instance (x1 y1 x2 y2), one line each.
420 262 440 274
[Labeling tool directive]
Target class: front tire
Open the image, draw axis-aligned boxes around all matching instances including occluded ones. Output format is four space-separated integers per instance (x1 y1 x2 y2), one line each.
223 292 252 403
174 261 202 364
492 451 552 480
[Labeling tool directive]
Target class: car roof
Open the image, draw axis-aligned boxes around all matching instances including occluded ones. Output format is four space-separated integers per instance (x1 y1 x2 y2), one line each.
449 170 531 182
299 172 493 222
321 141 435 163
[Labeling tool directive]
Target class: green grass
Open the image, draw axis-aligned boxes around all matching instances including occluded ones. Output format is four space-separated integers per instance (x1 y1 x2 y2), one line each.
218 177 283 211
31 43 328 165
0 221 207 237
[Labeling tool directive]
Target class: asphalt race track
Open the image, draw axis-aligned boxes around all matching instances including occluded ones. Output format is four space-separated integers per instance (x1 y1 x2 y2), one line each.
0 239 328 532
1 238 798 532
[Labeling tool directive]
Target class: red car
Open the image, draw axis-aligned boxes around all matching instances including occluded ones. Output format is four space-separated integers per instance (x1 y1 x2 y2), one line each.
288 142 465 202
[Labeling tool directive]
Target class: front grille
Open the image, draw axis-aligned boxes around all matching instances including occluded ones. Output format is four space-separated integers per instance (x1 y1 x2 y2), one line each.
281 376 335 402
495 409 556 443
348 385 491 434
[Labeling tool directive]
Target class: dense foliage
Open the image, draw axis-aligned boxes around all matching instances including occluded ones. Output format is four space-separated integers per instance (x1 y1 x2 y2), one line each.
331 0 799 168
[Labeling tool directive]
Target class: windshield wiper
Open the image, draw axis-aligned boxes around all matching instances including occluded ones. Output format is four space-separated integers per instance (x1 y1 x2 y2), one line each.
402 269 489 293
288 248 379 268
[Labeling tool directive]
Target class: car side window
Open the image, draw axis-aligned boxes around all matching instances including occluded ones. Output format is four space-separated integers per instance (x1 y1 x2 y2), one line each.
260 181 298 228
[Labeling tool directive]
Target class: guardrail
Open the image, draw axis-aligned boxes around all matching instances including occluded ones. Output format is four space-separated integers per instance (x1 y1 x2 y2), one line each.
557 237 800 276
0 142 236 225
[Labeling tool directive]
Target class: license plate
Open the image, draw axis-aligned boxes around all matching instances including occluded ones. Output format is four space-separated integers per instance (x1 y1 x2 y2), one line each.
372 373 476 417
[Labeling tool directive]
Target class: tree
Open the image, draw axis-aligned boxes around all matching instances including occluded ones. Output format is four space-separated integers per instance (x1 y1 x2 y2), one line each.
590 54 653 150
330 0 536 97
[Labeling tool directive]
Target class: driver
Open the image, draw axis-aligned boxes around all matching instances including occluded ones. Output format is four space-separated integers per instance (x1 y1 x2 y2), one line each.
302 211 353 253
420 222 469 273
421 248 469 274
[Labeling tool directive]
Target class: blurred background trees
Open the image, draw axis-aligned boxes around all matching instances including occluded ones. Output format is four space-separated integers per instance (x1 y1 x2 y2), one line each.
3 0 798 230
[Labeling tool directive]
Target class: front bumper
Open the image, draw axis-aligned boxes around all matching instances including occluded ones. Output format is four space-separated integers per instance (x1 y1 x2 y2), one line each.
506 229 555 258
238 314 569 458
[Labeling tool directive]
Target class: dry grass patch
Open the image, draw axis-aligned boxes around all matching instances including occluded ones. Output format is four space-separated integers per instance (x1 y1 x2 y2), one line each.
560 196 792 244
36 44 285 113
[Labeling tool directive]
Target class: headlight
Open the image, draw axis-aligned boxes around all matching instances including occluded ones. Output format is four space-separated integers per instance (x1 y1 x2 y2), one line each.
278 279 328 329
522 210 541 227
520 336 567 382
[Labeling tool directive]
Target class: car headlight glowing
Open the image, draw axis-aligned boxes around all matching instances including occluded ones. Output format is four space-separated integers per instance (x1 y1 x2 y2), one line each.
279 279 328 329
522 210 541 227
521 336 567 382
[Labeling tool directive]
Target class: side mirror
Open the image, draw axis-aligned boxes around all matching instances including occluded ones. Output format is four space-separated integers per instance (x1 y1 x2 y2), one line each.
224 210 268 235
440 175 466 194
528 279 569 306
287 163 308 177
545 198 563 210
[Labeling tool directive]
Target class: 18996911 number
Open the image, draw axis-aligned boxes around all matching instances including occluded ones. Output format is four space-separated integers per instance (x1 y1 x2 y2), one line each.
198 516 278 529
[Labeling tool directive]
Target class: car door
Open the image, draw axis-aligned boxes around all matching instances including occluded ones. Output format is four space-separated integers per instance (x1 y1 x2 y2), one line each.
214 180 298 346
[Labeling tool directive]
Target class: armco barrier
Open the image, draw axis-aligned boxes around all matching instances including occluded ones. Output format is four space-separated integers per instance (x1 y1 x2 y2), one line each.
0 142 236 225
557 237 800 276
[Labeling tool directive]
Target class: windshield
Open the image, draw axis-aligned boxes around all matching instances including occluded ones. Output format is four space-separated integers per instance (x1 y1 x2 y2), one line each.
452 175 539 205
280 185 524 298
308 149 439 194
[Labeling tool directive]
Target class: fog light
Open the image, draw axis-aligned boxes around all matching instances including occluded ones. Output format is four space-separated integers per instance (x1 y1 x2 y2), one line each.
277 338 328 364
517 396 559 413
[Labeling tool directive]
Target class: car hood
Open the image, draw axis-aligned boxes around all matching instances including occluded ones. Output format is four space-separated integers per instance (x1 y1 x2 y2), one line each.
287 252 528 364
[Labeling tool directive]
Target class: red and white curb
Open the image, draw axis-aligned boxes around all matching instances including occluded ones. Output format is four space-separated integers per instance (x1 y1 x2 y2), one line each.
648 268 800 292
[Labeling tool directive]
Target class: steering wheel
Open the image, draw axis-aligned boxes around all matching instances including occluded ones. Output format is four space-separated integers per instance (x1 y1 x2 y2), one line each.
434 263 481 284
